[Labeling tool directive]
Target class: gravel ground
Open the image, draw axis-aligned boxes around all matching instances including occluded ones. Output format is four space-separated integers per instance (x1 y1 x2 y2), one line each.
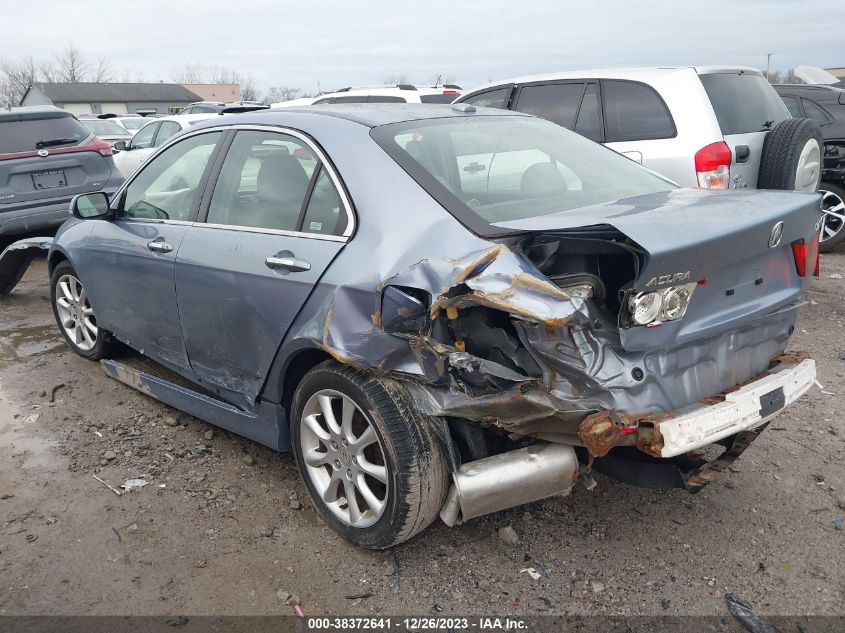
0 256 843 618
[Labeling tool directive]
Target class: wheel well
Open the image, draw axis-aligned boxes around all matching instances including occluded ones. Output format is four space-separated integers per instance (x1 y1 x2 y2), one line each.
281 348 334 415
48 251 68 275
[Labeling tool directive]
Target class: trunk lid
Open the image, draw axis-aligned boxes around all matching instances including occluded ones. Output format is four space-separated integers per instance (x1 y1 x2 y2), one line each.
496 188 821 351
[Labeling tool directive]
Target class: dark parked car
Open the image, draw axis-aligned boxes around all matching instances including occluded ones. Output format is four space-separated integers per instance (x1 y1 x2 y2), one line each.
0 106 124 237
0 105 820 548
775 84 845 250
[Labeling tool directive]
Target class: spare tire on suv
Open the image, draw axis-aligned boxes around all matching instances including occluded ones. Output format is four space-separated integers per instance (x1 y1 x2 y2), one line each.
758 118 823 192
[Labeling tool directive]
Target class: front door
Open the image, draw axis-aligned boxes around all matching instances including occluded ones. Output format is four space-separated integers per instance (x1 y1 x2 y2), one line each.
175 128 352 407
82 130 224 372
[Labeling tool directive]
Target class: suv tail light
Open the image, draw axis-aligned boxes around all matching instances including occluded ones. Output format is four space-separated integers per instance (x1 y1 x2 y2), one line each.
791 232 821 277
694 141 731 189
87 137 114 157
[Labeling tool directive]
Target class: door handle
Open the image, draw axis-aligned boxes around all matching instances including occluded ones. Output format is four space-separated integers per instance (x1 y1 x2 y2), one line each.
265 256 311 272
147 240 173 253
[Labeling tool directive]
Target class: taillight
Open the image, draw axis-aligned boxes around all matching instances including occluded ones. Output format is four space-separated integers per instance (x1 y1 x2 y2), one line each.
791 232 821 277
694 141 731 189
88 137 113 156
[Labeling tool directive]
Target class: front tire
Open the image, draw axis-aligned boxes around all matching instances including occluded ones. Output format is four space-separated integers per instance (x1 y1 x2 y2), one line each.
50 260 116 360
290 361 448 549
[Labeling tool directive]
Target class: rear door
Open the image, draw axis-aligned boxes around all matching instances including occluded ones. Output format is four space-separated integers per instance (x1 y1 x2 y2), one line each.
81 130 224 372
0 111 114 209
698 71 791 188
175 127 353 407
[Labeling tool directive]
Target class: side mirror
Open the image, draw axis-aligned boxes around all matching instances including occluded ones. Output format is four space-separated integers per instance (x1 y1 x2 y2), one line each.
71 192 110 220
113 140 127 151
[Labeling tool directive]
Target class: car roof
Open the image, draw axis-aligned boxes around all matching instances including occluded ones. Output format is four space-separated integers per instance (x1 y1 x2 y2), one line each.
192 103 527 130
144 113 217 126
461 66 762 94
0 105 70 121
774 83 843 93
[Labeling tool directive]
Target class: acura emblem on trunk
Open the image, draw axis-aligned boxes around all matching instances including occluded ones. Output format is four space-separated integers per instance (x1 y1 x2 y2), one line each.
37 149 49 157
769 221 784 248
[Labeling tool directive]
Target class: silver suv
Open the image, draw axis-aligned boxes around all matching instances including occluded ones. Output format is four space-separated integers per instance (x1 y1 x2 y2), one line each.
457 66 822 193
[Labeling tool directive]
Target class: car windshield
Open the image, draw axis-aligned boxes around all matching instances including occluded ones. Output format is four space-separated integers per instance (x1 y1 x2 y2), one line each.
120 118 150 130
81 120 128 136
371 115 675 230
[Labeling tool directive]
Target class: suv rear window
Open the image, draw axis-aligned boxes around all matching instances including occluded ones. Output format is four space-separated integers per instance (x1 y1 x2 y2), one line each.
0 114 90 155
514 83 585 128
602 80 675 142
420 94 459 104
699 73 790 135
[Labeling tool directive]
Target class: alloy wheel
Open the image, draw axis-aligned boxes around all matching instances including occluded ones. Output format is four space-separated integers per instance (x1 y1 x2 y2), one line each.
299 389 389 528
820 189 845 244
55 274 98 351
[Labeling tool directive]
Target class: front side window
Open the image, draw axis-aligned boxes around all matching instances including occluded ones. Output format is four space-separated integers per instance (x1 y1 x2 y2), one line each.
372 116 674 233
120 132 222 221
513 83 586 129
602 80 675 142
206 130 345 235
130 122 158 149
462 87 511 110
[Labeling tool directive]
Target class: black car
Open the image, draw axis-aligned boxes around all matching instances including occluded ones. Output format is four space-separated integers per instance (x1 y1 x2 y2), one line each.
0 107 124 237
775 84 845 250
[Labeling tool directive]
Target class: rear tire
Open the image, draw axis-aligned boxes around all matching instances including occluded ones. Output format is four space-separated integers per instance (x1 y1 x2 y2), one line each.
290 361 448 549
50 260 117 360
819 182 845 253
757 118 823 192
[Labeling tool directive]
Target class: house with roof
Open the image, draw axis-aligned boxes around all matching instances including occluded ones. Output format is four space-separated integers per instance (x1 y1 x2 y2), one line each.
19 82 207 116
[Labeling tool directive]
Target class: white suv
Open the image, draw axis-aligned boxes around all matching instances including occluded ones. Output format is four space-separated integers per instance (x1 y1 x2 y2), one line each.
298 84 462 106
456 67 822 192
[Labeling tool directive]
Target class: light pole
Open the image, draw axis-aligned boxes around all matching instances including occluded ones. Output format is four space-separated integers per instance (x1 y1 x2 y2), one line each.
766 53 773 81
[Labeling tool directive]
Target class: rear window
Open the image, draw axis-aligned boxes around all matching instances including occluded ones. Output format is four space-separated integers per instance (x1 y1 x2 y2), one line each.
0 115 90 154
461 88 511 110
420 93 460 104
371 116 674 234
120 118 150 130
602 80 676 142
81 120 127 136
699 73 790 135
368 96 406 103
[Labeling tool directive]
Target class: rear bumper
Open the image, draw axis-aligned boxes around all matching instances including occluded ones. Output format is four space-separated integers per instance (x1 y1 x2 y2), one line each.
657 358 815 458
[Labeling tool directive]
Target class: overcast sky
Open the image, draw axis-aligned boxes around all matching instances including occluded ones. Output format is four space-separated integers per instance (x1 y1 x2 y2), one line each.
4 0 843 95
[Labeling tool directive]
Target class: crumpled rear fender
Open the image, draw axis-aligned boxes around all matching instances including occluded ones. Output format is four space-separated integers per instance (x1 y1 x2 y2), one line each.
0 237 53 295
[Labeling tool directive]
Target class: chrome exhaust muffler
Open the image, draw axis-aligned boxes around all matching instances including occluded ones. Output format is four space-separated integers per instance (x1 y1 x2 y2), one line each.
439 443 579 526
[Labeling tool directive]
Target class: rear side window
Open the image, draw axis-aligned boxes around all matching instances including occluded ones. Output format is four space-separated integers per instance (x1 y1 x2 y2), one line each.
332 96 368 103
461 88 511 110
514 83 585 129
801 99 833 124
602 80 675 142
698 73 790 135
0 115 90 154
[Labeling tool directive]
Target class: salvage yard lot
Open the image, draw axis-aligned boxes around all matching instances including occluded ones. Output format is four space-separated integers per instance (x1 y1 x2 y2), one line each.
1 257 843 617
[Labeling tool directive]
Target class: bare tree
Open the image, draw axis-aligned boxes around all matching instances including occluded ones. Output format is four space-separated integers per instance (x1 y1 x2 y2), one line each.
238 75 258 101
170 63 207 84
54 43 90 83
263 86 301 104
171 63 257 100
92 58 113 83
426 73 458 87
382 73 413 85
0 56 39 106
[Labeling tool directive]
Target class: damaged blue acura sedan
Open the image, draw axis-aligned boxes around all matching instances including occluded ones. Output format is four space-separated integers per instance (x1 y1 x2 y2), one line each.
0 104 822 548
